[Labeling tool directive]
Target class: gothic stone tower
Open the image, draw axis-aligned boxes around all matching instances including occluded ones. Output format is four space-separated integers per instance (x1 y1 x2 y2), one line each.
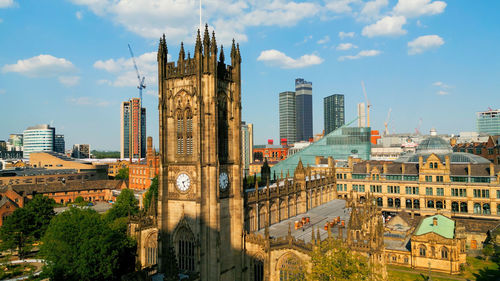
157 26 243 281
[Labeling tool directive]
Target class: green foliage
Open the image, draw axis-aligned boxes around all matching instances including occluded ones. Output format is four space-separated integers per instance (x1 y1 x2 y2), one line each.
40 208 135 281
308 238 375 281
0 195 55 258
74 196 84 203
115 167 129 180
163 240 180 281
91 150 120 159
105 188 139 222
143 176 158 212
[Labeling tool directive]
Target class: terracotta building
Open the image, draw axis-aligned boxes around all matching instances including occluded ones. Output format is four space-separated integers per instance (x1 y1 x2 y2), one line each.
253 142 289 163
128 136 159 190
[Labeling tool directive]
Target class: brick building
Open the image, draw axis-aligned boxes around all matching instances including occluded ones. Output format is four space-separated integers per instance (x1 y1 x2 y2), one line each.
129 136 159 190
453 135 500 165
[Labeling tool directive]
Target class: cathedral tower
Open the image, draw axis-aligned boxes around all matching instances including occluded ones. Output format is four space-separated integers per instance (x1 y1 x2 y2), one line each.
157 26 243 280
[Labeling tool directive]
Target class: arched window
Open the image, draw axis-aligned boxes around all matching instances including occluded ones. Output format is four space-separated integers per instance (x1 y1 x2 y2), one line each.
451 202 459 212
185 109 193 155
145 232 158 266
279 254 304 281
474 203 482 214
176 227 195 272
176 110 184 154
441 247 448 259
406 199 412 209
218 97 228 162
483 203 491 215
395 198 401 208
460 202 468 213
413 199 420 209
388 198 394 207
253 258 264 281
436 201 443 209
419 245 426 257
377 197 383 207
427 200 434 208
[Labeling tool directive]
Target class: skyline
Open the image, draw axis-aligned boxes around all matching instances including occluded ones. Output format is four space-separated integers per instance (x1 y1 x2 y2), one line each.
0 0 499 150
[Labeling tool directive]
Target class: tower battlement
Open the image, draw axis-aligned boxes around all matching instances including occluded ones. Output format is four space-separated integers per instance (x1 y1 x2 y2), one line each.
158 24 241 82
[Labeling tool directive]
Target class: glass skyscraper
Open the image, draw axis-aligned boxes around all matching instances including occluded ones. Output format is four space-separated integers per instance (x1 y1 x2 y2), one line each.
324 94 345 134
23 124 55 158
477 109 500 135
279 91 296 145
121 98 146 159
295 78 313 142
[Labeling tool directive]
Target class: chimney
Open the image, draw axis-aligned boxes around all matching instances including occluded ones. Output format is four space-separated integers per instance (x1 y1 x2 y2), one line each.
433 217 438 226
445 155 450 168
315 156 321 166
268 139 273 145
383 163 387 174
490 162 495 177
366 162 371 174
348 156 353 167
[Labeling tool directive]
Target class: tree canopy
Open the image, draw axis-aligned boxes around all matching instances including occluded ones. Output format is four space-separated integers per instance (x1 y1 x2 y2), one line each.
0 195 55 258
143 176 158 213
115 167 129 180
40 207 135 281
105 188 139 222
308 238 376 281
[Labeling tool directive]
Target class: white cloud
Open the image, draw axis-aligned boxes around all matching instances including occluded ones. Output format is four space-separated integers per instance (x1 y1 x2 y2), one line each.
360 0 388 21
68 97 110 107
76 11 83 20
338 49 381 61
2 55 77 85
70 0 320 44
325 0 359 14
336 43 357 51
408 35 444 55
257 49 323 69
339 31 355 39
58 76 81 86
393 0 446 18
436 90 448 95
0 0 14 8
93 51 163 87
317 35 330 44
362 16 407 37
0 89 5 95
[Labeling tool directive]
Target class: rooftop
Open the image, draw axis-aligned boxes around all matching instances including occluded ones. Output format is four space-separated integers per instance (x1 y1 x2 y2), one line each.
414 214 455 239
256 199 350 243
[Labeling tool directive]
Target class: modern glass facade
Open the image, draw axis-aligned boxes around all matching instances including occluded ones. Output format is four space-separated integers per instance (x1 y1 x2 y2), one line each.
279 91 296 144
271 121 371 177
295 78 313 142
477 109 500 135
324 94 345 134
23 124 55 158
121 98 146 159
54 134 65 154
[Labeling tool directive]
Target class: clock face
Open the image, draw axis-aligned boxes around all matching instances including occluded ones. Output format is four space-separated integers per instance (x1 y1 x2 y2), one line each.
219 172 229 191
176 173 191 192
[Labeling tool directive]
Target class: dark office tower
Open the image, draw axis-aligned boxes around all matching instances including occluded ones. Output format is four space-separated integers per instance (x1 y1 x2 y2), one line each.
279 91 296 144
324 94 345 134
295 78 313 142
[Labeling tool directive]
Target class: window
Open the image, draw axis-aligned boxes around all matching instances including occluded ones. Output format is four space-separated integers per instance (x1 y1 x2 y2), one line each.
403 175 418 181
377 197 383 207
483 203 491 215
177 228 195 272
387 175 402 181
452 188 466 197
474 189 490 198
279 254 304 281
436 176 443 182
425 176 432 182
387 186 400 194
177 110 184 154
253 259 264 281
429 162 433 169
436 188 444 196
476 148 482 154
474 203 482 214
488 148 494 155
497 190 500 199
405 186 419 195
427 200 434 208
352 174 366 179
451 176 468 182
452 202 459 212
370 185 382 193
388 198 394 207
419 246 426 257
426 187 433 196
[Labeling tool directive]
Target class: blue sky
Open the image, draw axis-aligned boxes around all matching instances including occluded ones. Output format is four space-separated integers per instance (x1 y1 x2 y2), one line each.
0 0 499 150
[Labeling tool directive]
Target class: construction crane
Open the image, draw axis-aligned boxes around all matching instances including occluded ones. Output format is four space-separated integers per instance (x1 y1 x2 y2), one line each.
384 108 392 136
415 118 423 135
128 44 146 102
361 81 371 128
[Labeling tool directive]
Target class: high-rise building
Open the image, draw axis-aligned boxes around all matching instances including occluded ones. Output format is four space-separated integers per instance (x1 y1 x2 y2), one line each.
54 134 65 154
72 144 91 159
477 109 500 135
121 98 146 159
279 91 296 144
241 122 253 177
357 102 366 127
23 124 55 158
295 78 313 142
7 134 23 151
324 94 345 134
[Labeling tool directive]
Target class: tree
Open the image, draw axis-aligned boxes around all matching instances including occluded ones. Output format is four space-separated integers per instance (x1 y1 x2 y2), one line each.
308 238 375 281
143 176 158 213
0 195 55 258
115 167 129 180
40 208 136 281
105 188 139 221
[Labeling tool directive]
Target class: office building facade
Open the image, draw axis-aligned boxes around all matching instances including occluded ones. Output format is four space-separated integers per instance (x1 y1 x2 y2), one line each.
357 102 366 127
54 134 65 154
121 98 146 159
295 78 313 142
324 94 345 134
241 122 254 177
477 109 500 135
279 91 296 144
7 134 23 151
72 144 91 159
23 124 55 158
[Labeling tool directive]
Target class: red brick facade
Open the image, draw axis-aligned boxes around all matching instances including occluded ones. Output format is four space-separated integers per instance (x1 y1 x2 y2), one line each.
129 136 159 190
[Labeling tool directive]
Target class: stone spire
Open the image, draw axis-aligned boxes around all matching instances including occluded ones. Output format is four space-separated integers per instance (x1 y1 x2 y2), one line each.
179 42 185 61
203 24 210 55
211 31 217 55
219 45 225 64
195 29 202 55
